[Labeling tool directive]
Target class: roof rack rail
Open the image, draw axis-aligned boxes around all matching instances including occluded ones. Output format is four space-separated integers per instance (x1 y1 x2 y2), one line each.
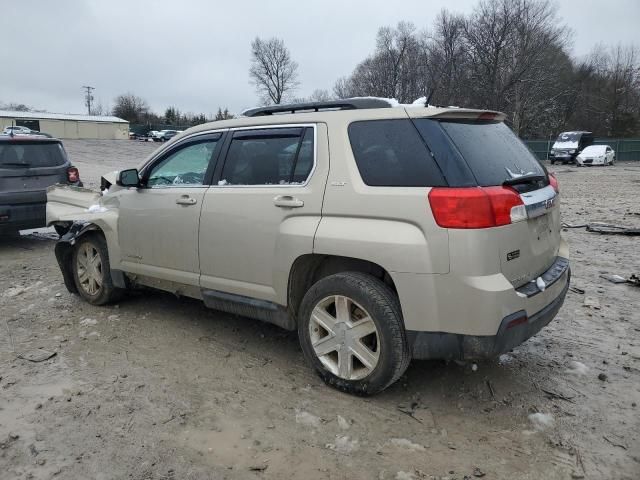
242 98 392 117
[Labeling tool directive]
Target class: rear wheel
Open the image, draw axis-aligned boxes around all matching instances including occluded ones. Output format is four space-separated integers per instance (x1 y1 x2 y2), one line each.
298 272 410 395
72 233 122 305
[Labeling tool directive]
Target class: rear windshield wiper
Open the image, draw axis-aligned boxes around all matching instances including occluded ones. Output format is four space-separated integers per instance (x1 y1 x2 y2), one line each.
0 162 31 167
502 174 546 187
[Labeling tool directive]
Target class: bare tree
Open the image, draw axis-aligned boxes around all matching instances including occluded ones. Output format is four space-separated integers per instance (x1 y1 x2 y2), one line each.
112 93 149 123
249 37 299 104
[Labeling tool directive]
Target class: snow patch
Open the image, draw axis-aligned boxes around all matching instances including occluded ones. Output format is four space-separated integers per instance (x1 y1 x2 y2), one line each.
337 415 350 430
566 360 589 376
499 354 515 365
295 410 321 428
86 204 108 213
390 438 426 451
528 412 554 431
80 318 98 327
536 277 546 292
217 179 228 186
325 435 359 454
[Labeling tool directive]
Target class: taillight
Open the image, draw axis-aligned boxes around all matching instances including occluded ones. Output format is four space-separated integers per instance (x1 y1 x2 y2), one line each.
548 173 559 193
67 167 80 183
428 186 526 229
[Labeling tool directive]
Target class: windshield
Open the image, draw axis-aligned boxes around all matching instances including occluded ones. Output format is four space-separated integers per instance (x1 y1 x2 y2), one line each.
556 132 582 143
0 142 66 167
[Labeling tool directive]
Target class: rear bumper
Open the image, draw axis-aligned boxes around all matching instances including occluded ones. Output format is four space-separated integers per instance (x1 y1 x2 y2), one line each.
0 201 46 232
407 268 570 360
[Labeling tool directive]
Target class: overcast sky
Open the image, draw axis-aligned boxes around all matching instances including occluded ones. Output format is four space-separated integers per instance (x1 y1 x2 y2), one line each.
1 0 638 117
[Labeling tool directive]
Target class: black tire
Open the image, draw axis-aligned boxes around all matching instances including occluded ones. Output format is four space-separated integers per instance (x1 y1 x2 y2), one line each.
298 272 410 395
71 233 123 305
550 160 555 165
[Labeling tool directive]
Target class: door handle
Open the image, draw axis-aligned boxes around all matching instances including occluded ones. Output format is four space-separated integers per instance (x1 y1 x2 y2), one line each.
176 195 197 205
273 195 304 208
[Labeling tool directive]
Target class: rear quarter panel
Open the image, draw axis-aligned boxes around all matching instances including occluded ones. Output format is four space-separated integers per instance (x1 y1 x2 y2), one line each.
314 110 449 275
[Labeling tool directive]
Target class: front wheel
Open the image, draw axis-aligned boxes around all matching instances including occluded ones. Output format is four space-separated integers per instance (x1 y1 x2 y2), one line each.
298 272 410 395
72 233 123 305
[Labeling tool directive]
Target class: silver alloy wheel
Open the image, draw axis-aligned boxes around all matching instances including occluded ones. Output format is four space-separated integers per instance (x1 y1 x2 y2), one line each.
76 243 103 296
309 295 380 381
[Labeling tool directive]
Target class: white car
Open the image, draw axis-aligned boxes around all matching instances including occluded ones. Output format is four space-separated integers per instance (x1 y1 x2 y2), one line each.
2 126 33 135
576 145 615 166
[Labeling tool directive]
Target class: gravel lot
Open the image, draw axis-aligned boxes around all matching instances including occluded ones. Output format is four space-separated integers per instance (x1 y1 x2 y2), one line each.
1 140 639 480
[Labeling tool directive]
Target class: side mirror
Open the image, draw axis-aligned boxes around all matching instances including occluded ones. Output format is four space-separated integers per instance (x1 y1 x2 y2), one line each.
117 168 140 187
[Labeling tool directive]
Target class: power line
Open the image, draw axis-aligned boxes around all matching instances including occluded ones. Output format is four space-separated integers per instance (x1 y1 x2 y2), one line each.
82 85 95 115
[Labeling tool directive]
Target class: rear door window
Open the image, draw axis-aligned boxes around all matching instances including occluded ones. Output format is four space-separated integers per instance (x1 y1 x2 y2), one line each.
415 120 545 187
0 142 66 168
348 120 446 187
220 127 314 185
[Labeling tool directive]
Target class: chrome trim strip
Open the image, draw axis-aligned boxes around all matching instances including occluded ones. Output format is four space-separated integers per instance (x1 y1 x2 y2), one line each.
520 185 557 219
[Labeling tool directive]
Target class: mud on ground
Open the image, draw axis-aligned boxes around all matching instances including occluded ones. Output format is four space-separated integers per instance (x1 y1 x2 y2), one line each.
1 141 639 479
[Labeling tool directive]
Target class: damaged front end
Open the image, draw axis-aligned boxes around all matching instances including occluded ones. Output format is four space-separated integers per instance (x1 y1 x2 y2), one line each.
54 222 102 293
47 171 122 293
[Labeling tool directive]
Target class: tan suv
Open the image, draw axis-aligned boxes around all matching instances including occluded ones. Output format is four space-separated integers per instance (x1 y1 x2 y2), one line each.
47 98 569 395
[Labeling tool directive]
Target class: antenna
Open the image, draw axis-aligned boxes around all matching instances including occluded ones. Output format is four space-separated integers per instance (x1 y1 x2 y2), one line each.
82 85 95 115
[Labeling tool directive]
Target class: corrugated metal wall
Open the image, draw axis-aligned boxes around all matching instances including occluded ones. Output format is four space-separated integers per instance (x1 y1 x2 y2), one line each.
0 117 128 139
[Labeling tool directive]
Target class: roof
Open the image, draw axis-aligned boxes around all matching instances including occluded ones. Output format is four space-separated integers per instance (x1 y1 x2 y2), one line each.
0 134 60 143
0 110 128 124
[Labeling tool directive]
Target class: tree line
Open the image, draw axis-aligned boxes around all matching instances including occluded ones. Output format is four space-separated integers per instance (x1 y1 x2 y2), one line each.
5 0 638 139
250 0 640 139
110 94 233 127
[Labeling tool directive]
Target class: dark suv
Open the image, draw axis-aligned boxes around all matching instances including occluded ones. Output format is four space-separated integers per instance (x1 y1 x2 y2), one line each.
0 135 82 235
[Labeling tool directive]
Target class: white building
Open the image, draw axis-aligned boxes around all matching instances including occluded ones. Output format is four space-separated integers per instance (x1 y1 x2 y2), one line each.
0 110 129 140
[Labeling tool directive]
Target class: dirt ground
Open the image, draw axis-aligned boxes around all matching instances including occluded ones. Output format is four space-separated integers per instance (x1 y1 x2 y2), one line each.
1 140 639 480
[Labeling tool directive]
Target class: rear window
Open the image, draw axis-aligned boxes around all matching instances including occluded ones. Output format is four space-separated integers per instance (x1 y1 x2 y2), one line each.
0 142 66 168
417 120 545 187
348 120 446 187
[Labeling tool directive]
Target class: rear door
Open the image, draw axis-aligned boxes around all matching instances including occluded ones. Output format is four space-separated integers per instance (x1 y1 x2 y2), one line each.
411 117 560 286
198 124 326 302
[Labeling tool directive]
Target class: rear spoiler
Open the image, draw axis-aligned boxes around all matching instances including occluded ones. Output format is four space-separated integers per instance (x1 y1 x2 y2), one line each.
406 108 506 122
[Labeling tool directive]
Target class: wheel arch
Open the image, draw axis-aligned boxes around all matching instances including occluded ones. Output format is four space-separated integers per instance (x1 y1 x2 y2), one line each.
287 254 398 323
54 222 108 293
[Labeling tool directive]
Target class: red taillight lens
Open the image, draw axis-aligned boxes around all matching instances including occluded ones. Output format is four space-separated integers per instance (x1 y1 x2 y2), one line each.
548 173 559 193
67 167 79 183
428 186 525 229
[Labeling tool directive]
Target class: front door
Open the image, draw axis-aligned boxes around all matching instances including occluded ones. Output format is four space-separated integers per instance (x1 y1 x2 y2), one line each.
198 124 326 303
117 133 223 286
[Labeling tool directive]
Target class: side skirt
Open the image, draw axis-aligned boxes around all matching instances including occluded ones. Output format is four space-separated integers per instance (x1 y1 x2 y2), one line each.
201 289 295 331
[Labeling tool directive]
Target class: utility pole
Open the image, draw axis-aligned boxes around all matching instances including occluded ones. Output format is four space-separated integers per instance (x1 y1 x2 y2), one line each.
82 86 95 115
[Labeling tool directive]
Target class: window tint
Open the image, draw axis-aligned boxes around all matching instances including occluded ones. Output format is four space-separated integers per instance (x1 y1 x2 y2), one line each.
421 120 545 187
220 127 314 185
147 138 218 187
0 142 66 167
348 120 446 187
